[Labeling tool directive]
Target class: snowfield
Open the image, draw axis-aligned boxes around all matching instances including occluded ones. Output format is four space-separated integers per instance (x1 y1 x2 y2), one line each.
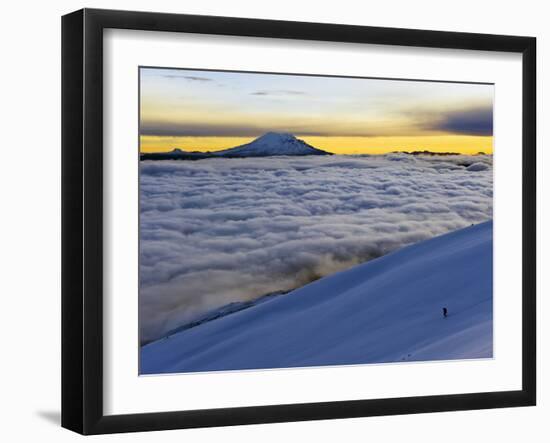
141 220 493 374
139 154 492 344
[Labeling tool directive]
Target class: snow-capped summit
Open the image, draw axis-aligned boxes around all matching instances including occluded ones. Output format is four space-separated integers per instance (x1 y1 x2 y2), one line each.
212 132 331 157
140 132 331 160
255 132 297 143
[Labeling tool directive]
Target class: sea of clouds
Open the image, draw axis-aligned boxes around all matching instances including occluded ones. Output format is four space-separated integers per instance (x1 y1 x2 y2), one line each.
139 154 493 344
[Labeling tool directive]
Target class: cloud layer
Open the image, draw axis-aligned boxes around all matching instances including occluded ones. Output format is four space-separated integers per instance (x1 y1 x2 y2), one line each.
139 154 493 343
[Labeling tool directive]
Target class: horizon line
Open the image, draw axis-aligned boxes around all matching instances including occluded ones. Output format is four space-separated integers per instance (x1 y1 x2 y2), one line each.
139 133 494 155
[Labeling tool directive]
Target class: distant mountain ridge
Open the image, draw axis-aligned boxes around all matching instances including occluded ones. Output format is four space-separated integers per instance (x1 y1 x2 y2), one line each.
140 132 332 160
215 132 330 157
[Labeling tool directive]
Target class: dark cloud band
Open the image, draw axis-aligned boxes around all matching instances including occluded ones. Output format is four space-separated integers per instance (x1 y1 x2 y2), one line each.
428 106 493 136
160 74 213 81
250 90 307 96
140 122 345 138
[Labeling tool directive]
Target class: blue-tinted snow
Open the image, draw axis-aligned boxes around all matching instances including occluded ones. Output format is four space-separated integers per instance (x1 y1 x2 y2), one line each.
141 221 492 373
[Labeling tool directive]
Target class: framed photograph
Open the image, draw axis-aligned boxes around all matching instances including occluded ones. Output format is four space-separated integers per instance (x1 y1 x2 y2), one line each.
62 8 536 435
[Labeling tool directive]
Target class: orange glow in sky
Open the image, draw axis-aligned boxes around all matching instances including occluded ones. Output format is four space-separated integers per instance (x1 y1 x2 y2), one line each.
140 68 494 155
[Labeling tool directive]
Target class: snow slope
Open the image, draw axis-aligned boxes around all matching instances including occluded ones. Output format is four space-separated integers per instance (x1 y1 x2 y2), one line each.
141 221 493 374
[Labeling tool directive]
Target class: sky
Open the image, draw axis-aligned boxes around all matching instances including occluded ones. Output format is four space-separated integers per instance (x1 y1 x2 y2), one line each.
139 67 494 155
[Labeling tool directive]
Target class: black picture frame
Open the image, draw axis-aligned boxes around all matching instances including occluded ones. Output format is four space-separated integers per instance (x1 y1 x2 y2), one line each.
62 8 536 435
